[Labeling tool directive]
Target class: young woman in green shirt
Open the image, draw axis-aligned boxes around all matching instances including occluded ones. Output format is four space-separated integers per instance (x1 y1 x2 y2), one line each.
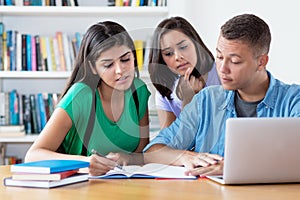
25 21 150 176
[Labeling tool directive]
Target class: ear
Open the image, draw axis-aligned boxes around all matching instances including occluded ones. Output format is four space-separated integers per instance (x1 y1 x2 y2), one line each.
88 61 97 75
257 54 269 70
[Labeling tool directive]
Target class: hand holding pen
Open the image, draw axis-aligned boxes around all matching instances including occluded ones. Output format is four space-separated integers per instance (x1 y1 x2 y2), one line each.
91 149 123 170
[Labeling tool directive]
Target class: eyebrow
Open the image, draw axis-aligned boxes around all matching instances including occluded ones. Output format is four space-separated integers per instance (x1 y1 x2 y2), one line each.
99 51 131 63
216 48 242 58
161 40 187 51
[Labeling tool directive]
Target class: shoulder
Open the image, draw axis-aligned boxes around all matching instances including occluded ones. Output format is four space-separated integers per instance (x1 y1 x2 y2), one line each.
58 83 93 107
132 78 150 96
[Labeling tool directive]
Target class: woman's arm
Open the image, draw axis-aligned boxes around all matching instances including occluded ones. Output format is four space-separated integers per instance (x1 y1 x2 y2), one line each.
135 108 150 152
25 108 116 176
157 109 176 129
144 144 223 176
25 108 86 162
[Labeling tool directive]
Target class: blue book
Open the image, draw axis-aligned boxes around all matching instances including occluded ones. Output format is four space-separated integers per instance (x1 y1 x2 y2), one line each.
26 34 32 71
11 160 90 174
37 93 47 129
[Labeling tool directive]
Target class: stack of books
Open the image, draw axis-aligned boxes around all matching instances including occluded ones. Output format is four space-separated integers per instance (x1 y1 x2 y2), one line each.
0 125 26 137
4 159 90 188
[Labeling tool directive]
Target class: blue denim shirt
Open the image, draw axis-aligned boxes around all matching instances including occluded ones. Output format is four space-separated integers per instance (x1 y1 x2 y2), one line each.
144 71 300 156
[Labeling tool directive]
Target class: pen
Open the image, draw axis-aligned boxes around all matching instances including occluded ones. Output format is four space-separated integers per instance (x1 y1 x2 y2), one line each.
91 149 123 170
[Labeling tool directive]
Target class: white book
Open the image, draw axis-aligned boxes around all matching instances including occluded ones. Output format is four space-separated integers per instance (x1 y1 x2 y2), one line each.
62 33 72 71
0 92 5 125
52 37 61 71
4 173 89 189
15 31 22 71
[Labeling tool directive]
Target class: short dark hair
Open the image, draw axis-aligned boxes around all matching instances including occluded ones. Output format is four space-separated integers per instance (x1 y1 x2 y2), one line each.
221 14 271 56
148 16 214 100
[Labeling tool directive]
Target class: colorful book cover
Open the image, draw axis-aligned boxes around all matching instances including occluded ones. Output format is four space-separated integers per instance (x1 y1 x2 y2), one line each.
10 160 90 174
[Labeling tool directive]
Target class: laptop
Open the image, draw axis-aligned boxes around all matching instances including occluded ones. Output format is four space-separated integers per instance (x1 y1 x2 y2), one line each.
207 117 300 185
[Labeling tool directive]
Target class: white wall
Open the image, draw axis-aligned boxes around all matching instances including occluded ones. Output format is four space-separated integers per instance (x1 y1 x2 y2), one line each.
168 0 300 84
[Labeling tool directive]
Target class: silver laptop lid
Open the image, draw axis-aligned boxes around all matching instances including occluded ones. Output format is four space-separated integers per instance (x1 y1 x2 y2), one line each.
223 117 300 184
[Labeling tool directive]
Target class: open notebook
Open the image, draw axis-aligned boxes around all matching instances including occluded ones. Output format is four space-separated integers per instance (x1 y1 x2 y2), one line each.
89 163 197 179
207 117 300 185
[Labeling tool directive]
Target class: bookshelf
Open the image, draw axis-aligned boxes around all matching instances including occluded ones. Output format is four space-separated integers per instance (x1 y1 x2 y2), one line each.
0 3 168 164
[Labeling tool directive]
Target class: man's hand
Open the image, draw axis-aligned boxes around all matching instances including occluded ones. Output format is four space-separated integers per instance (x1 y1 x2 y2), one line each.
185 160 224 177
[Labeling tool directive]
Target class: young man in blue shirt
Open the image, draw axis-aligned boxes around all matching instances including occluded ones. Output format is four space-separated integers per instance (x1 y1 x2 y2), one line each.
143 14 300 176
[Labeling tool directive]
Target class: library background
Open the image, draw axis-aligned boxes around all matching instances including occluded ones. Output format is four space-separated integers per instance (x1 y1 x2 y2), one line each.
0 0 173 165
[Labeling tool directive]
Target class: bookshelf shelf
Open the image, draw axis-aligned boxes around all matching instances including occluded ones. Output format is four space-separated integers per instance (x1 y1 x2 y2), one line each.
0 134 39 143
0 6 169 17
0 71 71 79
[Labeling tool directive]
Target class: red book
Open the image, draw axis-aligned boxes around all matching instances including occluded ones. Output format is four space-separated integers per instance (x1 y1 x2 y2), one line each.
12 169 79 181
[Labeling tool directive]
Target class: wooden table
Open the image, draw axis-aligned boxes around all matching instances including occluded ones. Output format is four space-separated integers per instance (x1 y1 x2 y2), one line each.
1 165 300 200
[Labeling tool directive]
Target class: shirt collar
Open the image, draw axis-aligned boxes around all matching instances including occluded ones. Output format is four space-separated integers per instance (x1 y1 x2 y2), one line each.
222 71 277 111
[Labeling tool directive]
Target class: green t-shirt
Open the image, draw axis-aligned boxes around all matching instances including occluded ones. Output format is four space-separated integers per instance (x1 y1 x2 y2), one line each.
57 78 150 156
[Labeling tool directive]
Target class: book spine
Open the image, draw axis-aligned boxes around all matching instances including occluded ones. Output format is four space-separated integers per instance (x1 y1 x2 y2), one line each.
40 36 48 71
49 36 57 71
9 90 20 125
2 31 8 71
45 36 52 71
22 94 32 134
134 40 144 71
29 94 39 134
34 35 43 71
56 32 66 71
62 33 72 71
0 22 3 71
21 34 27 71
0 92 5 125
15 31 22 71
26 34 32 71
37 93 47 129
31 35 37 71
4 92 9 125
52 37 61 71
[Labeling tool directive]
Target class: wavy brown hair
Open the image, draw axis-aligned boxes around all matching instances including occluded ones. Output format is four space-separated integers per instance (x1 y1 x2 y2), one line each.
148 16 214 100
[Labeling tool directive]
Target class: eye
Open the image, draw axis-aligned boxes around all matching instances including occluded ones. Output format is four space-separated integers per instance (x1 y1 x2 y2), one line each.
179 45 188 50
163 51 174 57
216 55 223 60
120 58 130 62
103 63 113 68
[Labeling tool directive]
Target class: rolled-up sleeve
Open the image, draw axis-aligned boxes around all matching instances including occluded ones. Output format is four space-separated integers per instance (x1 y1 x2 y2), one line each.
143 94 200 152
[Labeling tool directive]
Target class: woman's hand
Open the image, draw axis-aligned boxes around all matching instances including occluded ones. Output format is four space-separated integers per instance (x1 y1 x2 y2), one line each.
176 68 205 108
88 154 121 176
106 152 131 166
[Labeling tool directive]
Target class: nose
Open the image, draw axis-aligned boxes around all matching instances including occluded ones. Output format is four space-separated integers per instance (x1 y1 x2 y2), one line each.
174 50 183 61
115 61 123 75
218 59 229 74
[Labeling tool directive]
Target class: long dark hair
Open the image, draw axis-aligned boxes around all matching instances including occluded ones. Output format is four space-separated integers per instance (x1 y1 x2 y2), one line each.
60 21 139 99
148 16 214 100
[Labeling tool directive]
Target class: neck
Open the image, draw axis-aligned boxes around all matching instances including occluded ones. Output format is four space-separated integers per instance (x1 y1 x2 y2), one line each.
237 71 269 102
98 82 123 102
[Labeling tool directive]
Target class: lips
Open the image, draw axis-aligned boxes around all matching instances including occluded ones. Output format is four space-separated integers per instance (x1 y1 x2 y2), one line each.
116 75 128 81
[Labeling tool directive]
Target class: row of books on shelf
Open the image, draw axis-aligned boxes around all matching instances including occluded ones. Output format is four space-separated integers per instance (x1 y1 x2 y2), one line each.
0 90 60 136
1 155 23 165
111 0 167 7
0 0 79 6
0 22 82 72
0 0 166 7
